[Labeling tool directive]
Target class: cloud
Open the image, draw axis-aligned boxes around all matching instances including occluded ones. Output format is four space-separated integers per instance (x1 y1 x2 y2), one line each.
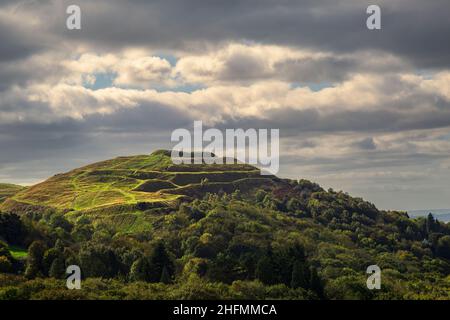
2 69 449 130
354 137 377 150
7 0 445 69
114 56 173 87
175 43 409 85
62 51 175 88
0 9 50 64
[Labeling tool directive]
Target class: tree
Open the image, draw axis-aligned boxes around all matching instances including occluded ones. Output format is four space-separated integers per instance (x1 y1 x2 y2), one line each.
286 198 302 212
309 267 325 299
129 257 150 282
255 190 267 203
0 256 13 273
43 247 61 275
0 213 26 245
207 252 239 283
272 243 306 285
0 241 12 259
79 244 121 278
194 242 216 259
128 242 175 283
426 213 436 235
160 265 171 284
50 215 73 232
148 242 174 283
49 258 65 278
255 256 276 285
436 235 450 259
24 241 46 279
291 261 309 289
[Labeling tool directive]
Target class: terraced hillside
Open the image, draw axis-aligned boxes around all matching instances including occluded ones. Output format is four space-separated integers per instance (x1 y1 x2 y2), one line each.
1 150 283 231
0 184 25 204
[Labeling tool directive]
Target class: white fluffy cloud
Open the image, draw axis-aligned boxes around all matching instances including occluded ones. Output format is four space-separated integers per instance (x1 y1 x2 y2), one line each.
48 43 413 91
4 67 447 129
61 50 175 88
174 43 409 85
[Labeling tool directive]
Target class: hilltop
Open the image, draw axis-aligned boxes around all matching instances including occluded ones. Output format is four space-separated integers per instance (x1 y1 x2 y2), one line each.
1 150 285 233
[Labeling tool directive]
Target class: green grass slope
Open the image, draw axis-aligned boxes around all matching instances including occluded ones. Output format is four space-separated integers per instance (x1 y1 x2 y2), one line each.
0 184 25 204
8 245 27 260
1 150 283 223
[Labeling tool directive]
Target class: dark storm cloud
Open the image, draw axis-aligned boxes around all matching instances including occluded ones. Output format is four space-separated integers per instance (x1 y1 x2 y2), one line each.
0 17 45 62
216 105 450 136
354 137 377 150
0 64 30 91
275 56 357 84
41 0 450 69
0 57 65 92
210 50 409 84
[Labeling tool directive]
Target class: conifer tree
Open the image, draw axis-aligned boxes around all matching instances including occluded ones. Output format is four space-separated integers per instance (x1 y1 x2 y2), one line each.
255 256 276 285
49 257 65 279
160 265 171 284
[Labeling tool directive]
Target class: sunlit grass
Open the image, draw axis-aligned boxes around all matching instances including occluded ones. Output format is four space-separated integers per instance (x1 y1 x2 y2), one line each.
0 183 25 204
1 150 263 228
8 245 28 260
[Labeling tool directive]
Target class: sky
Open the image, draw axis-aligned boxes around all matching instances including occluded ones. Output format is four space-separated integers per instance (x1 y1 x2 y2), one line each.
0 0 450 210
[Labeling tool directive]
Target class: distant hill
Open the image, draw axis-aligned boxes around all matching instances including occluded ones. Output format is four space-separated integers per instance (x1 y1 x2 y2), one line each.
408 209 450 223
0 183 25 204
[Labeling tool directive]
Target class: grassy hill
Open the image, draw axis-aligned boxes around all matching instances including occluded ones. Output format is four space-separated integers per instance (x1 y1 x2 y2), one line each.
2 150 271 212
0 183 25 204
1 150 283 233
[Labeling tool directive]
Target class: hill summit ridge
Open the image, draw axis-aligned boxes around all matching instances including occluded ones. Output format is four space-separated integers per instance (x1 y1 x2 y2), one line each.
0 150 282 218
